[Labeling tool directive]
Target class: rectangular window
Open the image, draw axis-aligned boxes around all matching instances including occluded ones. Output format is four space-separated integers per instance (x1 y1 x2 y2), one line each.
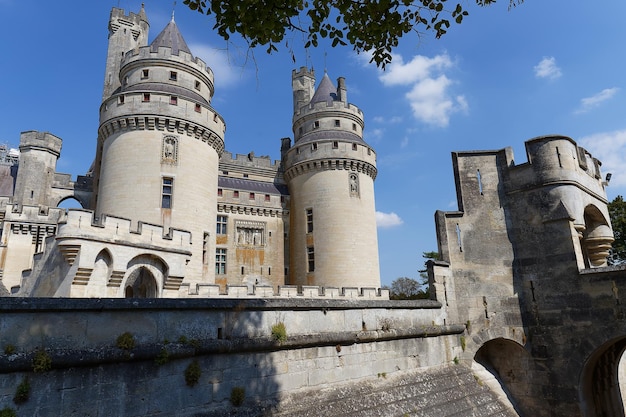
243 174 249 178
217 188 223 197
195 80 201 90
334 120 340 127
332 141 338 149
170 96 178 105
307 246 315 272
216 215 227 235
118 95 125 105
161 177 173 208
264 194 270 202
170 71 178 81
143 93 150 102
352 123 357 131
352 143 358 151
203 232 209 264
306 208 313 233
233 190 239 198
195 103 201 113
312 143 318 151
249 192 255 200
215 248 226 275
313 121 320 129
142 69 149 79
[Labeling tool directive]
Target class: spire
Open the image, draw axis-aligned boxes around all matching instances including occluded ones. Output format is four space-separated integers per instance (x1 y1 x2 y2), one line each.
138 3 148 24
310 73 337 105
150 19 192 56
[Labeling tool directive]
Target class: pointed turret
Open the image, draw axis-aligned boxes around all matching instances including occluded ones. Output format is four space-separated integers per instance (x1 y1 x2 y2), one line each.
284 68 380 289
150 18 192 56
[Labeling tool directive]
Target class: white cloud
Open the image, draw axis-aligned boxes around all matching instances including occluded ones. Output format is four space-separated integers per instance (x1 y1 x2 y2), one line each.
377 53 465 127
376 211 404 228
189 43 246 88
575 88 619 114
579 130 626 189
534 57 562 80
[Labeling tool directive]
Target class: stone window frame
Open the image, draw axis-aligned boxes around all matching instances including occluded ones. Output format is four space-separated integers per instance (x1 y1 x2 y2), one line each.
161 135 178 165
161 177 173 209
216 215 227 235
215 248 227 275
306 208 313 233
307 246 315 272
235 220 266 247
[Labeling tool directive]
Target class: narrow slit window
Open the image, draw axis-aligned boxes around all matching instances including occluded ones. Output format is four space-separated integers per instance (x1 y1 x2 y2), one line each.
194 103 201 113
142 69 149 79
143 93 150 102
456 223 462 252
307 246 315 272
195 80 201 90
333 141 338 149
352 143 357 151
306 208 313 233
477 169 483 195
161 177 173 208
556 146 562 168
170 71 177 81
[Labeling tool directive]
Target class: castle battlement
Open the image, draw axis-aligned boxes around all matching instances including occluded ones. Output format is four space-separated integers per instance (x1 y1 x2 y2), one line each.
18 131 62 156
294 100 363 119
57 209 192 249
179 283 389 299
220 152 281 169
109 7 148 30
121 45 212 82
6 204 65 223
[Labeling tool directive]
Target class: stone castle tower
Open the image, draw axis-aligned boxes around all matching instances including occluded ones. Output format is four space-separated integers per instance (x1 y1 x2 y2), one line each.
93 10 225 287
283 68 380 287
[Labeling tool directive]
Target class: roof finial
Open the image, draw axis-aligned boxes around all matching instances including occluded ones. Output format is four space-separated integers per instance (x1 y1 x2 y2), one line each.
171 1 176 21
324 51 328 74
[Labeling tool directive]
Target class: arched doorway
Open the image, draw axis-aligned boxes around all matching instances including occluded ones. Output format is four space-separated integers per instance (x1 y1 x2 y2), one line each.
580 337 626 417
124 267 157 298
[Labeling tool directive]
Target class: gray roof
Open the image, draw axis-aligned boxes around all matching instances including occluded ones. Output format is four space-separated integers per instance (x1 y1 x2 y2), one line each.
150 19 192 56
122 83 209 105
218 177 288 195
310 73 337 105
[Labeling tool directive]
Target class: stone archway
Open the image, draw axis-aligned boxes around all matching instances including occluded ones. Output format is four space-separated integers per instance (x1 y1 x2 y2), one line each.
474 338 533 416
124 267 158 298
580 337 626 417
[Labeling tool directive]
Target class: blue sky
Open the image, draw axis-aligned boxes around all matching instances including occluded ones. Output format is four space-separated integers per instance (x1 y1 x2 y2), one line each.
1 1 626 286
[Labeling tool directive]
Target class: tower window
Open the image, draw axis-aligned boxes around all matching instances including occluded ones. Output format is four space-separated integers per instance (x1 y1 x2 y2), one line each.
233 190 239 198
195 80 201 90
217 188 223 197
298 127 303 135
306 208 313 233
161 177 173 208
352 143 357 151
334 120 340 127
333 141 338 149
170 71 178 81
143 93 150 102
118 95 125 105
313 121 320 129
352 123 357 131
216 215 227 235
307 246 315 272
215 248 227 274
170 96 178 105
312 143 317 151
249 192 255 200
142 69 149 79
123 76 128 86
265 194 270 202
195 104 201 113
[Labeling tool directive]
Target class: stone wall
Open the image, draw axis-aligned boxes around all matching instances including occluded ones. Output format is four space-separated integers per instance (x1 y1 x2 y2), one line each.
0 297 485 416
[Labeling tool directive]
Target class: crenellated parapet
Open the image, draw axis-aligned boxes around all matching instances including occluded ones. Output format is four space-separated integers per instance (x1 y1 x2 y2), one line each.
57 209 192 251
179 283 389 299
217 203 287 218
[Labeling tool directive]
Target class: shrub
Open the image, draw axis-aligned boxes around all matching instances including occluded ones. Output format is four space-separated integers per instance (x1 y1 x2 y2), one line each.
0 407 16 417
32 349 51 373
4 344 15 355
13 377 30 404
230 386 245 407
116 332 135 350
271 322 287 344
460 335 466 352
184 360 201 387
155 347 170 365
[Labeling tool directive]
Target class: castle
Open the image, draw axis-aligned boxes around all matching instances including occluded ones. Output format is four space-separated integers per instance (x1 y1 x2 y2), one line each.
2 6 626 417
0 5 381 298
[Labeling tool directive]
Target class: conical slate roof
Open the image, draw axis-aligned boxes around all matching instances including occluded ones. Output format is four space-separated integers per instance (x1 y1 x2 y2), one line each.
150 18 192 56
310 73 337 105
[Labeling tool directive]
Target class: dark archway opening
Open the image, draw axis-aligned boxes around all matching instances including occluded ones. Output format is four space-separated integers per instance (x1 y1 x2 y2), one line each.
580 338 626 417
124 267 157 298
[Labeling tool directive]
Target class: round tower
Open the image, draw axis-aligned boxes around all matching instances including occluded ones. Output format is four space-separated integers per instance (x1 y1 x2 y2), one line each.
283 68 380 288
94 16 225 284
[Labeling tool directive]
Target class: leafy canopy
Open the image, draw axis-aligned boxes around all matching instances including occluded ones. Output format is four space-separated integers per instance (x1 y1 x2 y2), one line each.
183 0 523 68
